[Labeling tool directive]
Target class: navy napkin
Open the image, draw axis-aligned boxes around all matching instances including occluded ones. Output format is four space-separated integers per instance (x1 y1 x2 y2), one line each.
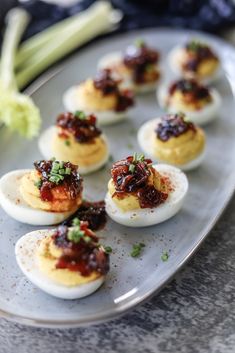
20 0 235 39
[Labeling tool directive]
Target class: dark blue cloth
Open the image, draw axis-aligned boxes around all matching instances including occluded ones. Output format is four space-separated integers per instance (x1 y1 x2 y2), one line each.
20 0 235 39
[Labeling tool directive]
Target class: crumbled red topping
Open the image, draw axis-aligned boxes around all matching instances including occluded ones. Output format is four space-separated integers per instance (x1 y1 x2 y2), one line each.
56 111 101 143
111 155 168 208
169 79 211 101
123 41 159 84
52 223 109 276
156 114 196 142
184 41 218 73
63 200 106 231
93 69 134 112
34 159 83 202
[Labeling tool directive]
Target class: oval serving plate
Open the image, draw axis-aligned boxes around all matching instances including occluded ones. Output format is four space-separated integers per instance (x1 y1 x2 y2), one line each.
0 29 234 328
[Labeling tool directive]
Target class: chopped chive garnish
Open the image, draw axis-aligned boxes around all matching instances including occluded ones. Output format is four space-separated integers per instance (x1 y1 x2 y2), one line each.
52 164 59 171
161 251 169 262
72 217 80 226
135 38 145 47
75 110 86 119
130 242 145 258
59 168 65 175
104 246 113 254
132 152 137 163
67 228 85 243
65 167 71 175
65 140 70 146
34 179 42 189
84 236 91 243
129 164 135 173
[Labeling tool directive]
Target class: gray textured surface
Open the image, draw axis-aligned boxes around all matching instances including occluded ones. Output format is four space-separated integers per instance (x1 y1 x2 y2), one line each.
1 29 235 326
0 195 234 353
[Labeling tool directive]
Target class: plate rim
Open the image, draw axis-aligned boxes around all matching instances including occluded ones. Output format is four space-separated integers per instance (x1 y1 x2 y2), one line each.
1 27 235 328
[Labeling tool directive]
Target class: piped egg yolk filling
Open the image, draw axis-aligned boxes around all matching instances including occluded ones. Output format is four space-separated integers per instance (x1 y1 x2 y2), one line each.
168 89 211 111
180 49 219 78
20 170 82 212
75 79 118 111
52 128 108 167
153 127 205 166
140 65 160 84
108 168 170 212
36 236 100 286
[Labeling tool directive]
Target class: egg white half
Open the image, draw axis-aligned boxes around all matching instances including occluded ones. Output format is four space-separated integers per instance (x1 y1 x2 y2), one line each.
63 86 131 126
168 45 222 84
105 164 188 227
15 230 104 300
38 126 109 175
157 84 221 126
0 170 77 225
98 51 160 93
137 118 206 171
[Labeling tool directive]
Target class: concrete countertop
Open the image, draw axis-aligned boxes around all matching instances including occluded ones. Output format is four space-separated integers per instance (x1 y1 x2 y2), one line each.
0 195 234 353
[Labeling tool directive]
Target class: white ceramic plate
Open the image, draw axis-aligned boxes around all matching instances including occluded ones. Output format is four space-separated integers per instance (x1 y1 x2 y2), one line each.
0 28 234 328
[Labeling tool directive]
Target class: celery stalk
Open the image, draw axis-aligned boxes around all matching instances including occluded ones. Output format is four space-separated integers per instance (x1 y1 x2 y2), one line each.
15 11 88 69
16 2 115 89
0 8 41 138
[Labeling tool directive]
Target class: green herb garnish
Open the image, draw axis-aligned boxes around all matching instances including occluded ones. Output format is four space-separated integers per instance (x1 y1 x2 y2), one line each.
130 242 145 258
104 246 113 254
34 179 42 189
84 235 92 243
72 217 80 226
109 155 114 163
65 167 71 175
64 140 70 146
67 228 85 243
132 153 145 163
161 251 169 262
48 160 71 184
187 40 203 52
75 110 86 119
129 163 135 173
135 38 145 48
129 153 146 173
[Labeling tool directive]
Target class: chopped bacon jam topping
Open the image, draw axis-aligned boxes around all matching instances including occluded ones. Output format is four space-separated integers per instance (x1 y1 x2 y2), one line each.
52 221 109 276
156 114 196 142
56 111 101 143
93 69 134 112
123 41 159 84
169 79 212 103
34 159 83 202
63 200 106 231
111 154 168 209
183 41 219 73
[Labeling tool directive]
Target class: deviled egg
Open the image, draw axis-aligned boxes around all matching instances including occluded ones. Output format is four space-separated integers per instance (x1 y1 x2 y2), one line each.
105 154 188 227
157 78 221 125
63 69 134 125
98 39 161 93
137 113 206 171
39 111 109 174
15 220 110 299
0 159 83 225
168 39 221 83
